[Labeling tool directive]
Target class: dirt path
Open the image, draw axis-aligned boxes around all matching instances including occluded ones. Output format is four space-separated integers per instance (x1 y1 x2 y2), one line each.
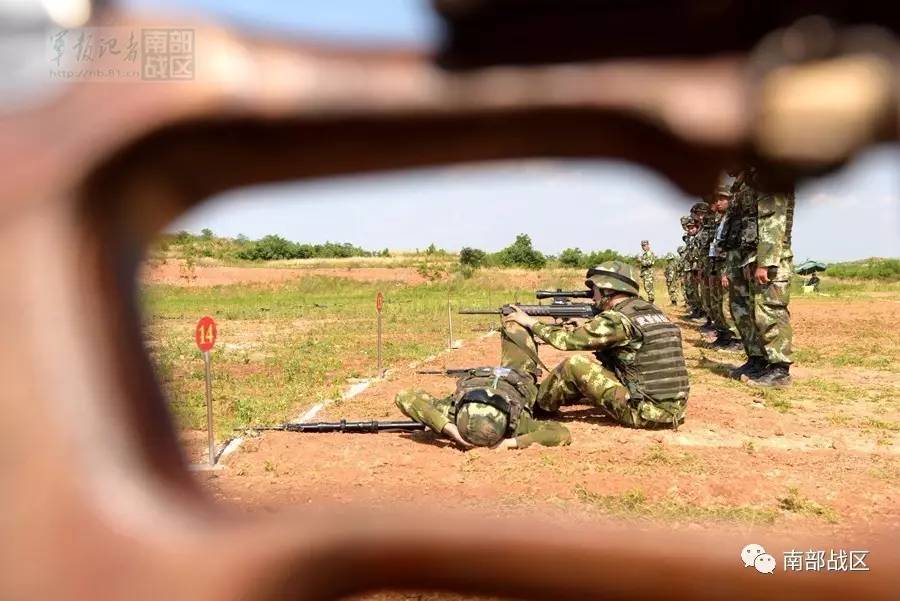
142 260 427 286
199 297 899 542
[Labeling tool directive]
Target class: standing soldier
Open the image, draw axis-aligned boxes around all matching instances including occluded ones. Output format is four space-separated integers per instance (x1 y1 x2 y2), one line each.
681 218 701 317
638 240 657 303
688 203 710 321
721 168 795 386
664 252 679 306
707 184 741 349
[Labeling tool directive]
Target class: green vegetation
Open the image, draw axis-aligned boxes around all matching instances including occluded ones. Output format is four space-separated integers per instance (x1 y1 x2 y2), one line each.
777 487 838 523
493 234 547 269
573 485 778 525
558 247 634 268
143 270 589 437
826 258 900 281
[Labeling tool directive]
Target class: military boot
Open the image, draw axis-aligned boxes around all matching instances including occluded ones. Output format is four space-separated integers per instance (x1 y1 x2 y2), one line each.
744 363 792 387
729 357 766 380
712 332 743 352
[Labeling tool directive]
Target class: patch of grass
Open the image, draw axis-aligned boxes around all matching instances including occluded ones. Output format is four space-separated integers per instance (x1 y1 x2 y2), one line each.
826 414 852 427
861 418 900 432
573 485 777 525
636 444 707 474
741 440 756 455
760 389 794 413
777 487 839 523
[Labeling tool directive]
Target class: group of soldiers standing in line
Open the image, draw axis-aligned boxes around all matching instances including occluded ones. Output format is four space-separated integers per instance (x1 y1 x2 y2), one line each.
646 168 795 388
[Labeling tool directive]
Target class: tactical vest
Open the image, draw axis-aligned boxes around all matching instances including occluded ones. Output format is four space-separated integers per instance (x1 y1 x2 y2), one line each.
722 181 746 250
596 298 690 406
449 367 533 435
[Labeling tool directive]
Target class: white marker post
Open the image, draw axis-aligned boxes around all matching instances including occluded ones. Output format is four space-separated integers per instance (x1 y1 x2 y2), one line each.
375 292 384 377
194 316 218 467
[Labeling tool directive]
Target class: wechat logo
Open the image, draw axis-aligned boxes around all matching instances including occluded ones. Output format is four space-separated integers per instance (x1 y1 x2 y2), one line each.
741 544 776 574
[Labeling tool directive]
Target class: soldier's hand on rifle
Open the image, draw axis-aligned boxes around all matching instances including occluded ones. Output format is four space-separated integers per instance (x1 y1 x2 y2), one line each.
441 423 474 449
503 305 538 329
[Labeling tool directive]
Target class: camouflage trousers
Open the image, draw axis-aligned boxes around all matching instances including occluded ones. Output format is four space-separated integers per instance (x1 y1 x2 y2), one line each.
664 269 678 304
698 269 711 318
640 268 655 302
708 264 738 336
682 271 699 310
727 262 765 360
501 323 682 428
750 257 794 365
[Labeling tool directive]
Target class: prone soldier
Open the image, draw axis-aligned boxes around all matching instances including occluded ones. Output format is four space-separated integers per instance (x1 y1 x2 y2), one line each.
395 364 572 449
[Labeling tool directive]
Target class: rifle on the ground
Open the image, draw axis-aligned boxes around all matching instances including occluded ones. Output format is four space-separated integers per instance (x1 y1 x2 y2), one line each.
416 367 481 376
459 303 598 320
242 420 426 433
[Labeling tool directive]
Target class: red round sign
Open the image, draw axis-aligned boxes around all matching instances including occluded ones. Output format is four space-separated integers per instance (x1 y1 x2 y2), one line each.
376 292 384 313
195 316 217 352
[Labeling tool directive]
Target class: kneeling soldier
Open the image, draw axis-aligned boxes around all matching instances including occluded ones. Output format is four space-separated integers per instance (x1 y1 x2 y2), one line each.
504 261 690 429
395 366 571 450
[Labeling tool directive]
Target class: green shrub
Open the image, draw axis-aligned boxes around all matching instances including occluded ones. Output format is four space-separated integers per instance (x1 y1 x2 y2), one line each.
559 248 584 267
493 234 546 269
460 247 487 268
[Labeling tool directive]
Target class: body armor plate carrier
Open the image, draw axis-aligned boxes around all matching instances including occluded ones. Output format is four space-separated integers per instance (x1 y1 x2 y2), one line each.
598 298 690 406
449 367 533 435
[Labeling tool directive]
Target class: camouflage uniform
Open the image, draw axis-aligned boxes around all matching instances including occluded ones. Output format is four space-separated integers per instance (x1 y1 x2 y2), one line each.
638 243 656 303
722 171 795 382
746 187 795 367
722 173 766 368
663 252 679 305
395 388 571 449
506 262 690 429
395 331 572 448
697 208 715 322
707 189 739 340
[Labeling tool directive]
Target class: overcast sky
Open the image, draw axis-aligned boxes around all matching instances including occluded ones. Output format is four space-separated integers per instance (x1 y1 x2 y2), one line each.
133 0 900 261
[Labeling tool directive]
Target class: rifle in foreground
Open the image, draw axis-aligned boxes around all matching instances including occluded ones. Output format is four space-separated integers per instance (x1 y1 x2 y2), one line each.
459 303 597 320
243 420 426 433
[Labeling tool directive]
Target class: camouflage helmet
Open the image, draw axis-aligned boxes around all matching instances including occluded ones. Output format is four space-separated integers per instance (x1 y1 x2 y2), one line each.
690 201 709 215
665 252 676 260
715 183 731 197
585 261 640 296
641 239 649 245
455 388 509 447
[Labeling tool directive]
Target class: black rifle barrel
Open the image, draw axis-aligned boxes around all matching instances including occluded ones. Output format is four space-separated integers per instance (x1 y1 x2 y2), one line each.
459 304 596 319
535 289 592 299
246 420 427 433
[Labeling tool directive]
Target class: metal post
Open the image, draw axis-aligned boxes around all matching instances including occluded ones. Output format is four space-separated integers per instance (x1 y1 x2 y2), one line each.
203 350 215 466
376 310 383 376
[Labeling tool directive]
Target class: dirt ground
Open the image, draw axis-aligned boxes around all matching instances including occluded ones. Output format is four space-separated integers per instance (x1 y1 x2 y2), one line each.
142 259 428 286
190 295 900 544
